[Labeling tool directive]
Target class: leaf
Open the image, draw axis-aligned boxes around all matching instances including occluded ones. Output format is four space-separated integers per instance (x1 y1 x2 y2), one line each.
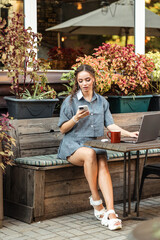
2 53 6 60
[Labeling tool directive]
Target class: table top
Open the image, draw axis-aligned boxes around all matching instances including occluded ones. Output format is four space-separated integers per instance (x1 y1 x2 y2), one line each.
85 139 160 153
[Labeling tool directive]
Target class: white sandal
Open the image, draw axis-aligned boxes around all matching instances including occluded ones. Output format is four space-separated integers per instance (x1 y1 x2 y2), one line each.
89 196 106 220
101 209 122 230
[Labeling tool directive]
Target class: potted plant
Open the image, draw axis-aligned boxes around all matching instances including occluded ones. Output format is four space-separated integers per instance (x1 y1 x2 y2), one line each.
59 55 112 97
52 68 77 115
0 113 15 228
72 43 155 113
146 51 160 111
0 12 59 119
58 69 76 97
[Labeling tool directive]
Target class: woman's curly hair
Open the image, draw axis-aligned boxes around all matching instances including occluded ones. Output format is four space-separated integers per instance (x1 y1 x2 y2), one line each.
70 64 96 102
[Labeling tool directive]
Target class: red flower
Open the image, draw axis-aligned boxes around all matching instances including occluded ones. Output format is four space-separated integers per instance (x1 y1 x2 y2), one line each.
40 86 43 91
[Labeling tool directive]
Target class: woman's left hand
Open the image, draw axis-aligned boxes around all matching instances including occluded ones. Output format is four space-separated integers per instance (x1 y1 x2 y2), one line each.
129 131 139 138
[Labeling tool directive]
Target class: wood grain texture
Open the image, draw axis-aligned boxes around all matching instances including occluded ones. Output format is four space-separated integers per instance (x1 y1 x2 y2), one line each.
86 139 160 152
10 118 59 135
44 192 92 216
45 166 84 183
45 178 89 198
34 171 45 218
4 200 33 223
20 147 58 158
19 133 61 149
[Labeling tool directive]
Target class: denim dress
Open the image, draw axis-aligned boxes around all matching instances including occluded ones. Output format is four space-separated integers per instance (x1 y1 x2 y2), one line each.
57 90 114 160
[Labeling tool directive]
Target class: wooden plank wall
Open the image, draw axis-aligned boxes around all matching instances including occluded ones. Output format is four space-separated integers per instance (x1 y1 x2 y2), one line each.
10 118 62 158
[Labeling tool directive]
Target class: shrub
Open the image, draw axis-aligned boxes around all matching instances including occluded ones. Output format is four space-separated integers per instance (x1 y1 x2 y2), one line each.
0 113 15 171
74 43 155 95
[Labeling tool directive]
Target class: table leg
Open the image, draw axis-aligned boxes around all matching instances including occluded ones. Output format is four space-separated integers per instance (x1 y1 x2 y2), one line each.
136 150 140 217
128 151 131 215
123 152 127 217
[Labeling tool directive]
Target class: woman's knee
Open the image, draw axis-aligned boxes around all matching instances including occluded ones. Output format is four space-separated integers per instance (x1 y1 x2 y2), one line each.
68 147 96 165
83 148 97 164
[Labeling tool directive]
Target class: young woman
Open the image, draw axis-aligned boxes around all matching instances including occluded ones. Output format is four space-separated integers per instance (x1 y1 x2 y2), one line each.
58 64 138 231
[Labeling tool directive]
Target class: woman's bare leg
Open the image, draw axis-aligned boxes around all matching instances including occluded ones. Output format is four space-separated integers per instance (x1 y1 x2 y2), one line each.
68 147 103 211
97 155 120 224
97 155 114 209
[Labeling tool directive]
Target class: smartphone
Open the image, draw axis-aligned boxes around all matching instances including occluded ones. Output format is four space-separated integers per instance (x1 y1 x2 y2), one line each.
78 105 89 111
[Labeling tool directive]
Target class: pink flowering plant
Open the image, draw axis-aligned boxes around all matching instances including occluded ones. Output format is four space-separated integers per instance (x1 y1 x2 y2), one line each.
146 51 160 94
0 113 16 171
73 43 155 96
0 12 56 99
73 55 112 94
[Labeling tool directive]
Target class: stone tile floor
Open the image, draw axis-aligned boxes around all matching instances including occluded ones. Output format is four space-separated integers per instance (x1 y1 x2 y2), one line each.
0 196 160 240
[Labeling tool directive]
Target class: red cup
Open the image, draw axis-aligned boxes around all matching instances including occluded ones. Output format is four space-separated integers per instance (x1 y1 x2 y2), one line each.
107 131 121 143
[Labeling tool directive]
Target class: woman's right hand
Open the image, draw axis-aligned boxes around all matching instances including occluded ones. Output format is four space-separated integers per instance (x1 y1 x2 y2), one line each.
60 109 89 134
74 109 90 122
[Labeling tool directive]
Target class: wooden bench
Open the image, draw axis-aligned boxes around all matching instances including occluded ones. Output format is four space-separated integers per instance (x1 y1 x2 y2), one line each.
3 112 160 223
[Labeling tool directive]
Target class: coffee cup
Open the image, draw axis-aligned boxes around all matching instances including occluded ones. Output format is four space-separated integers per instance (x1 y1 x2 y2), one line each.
107 131 121 143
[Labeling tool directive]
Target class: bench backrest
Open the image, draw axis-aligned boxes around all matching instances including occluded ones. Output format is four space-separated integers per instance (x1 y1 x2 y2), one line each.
10 111 160 158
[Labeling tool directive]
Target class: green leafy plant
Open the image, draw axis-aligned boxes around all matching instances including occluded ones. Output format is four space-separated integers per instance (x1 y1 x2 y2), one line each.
58 69 75 96
146 51 160 94
21 74 56 99
0 12 56 99
0 113 16 171
73 43 155 96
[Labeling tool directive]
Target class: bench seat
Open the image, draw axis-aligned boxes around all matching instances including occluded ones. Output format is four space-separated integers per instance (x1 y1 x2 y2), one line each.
15 154 69 167
14 149 160 167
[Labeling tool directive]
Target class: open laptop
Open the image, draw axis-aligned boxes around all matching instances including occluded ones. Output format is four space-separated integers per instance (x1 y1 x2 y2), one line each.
122 113 160 144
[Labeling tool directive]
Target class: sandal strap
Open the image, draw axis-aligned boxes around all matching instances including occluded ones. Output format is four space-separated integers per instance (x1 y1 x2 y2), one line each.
106 209 118 218
89 196 103 206
94 207 106 218
101 216 122 230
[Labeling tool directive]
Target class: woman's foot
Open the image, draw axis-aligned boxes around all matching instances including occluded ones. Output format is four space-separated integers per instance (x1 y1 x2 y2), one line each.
89 196 106 220
101 209 122 230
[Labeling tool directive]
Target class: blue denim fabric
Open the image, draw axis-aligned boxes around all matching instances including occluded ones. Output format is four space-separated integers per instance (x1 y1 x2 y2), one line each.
57 90 114 159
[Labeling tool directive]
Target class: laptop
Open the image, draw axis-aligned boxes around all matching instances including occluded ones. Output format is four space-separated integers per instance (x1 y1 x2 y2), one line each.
122 113 160 144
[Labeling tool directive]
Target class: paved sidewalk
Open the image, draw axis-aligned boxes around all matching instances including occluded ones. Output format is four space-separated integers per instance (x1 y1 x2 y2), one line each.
0 196 160 240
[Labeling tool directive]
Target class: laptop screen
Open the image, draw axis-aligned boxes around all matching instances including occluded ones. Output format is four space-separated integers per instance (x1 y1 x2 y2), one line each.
133 113 160 143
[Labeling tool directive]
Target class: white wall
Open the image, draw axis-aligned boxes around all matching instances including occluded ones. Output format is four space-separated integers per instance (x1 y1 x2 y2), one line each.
134 0 145 54
24 0 37 33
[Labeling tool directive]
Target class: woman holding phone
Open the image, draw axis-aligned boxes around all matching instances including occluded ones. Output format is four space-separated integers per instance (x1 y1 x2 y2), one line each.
58 64 138 231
